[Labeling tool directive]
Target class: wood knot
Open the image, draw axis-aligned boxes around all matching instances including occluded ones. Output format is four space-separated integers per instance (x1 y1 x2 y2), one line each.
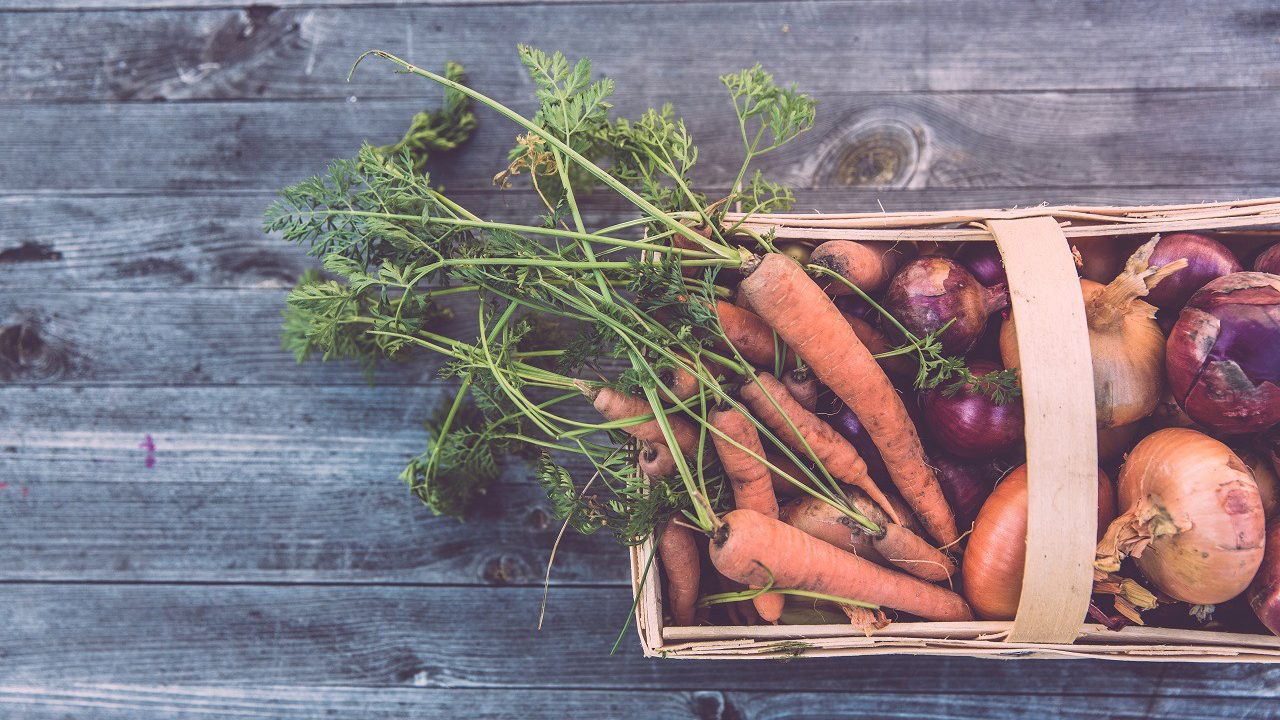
0 322 72 381
690 691 743 720
816 118 923 188
481 553 532 585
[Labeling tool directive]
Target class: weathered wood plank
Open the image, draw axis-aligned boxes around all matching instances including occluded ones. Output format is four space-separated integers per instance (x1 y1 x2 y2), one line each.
10 187 1280 291
1 584 1279 695
8 91 1280 194
0 385 616 584
0 685 1276 720
5 2 1280 102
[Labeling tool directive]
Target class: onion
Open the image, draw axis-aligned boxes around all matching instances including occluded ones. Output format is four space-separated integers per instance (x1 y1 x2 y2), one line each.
1143 232 1242 311
955 242 1007 287
920 360 1024 459
1002 236 1185 428
928 453 1009 531
1166 272 1280 434
884 256 1008 355
1255 243 1280 275
1248 520 1280 636
1096 428 1265 605
1072 235 1131 284
1097 422 1141 465
1149 388 1205 433
1239 447 1279 520
963 464 1116 620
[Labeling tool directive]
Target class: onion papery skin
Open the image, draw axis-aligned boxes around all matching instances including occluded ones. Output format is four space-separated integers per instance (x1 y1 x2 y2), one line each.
1254 243 1280 275
1001 277 1166 429
1239 448 1279 520
920 360 1024 459
1105 428 1265 605
884 256 1009 356
956 242 1007 287
929 453 1009 531
1144 232 1242 311
1166 272 1280 434
1249 520 1280 636
962 465 1116 620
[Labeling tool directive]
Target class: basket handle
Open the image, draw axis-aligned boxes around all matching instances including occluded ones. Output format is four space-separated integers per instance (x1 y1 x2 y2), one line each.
987 217 1098 644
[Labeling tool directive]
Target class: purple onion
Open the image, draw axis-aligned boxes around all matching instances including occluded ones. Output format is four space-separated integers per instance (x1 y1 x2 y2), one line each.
1167 272 1280 434
929 453 1008 530
1256 243 1280 275
832 293 875 321
1249 519 1280 637
919 360 1025 458
956 242 1007 287
1144 232 1242 311
883 256 1008 356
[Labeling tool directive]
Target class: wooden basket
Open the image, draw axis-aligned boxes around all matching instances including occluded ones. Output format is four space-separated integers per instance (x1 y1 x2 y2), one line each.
631 198 1280 661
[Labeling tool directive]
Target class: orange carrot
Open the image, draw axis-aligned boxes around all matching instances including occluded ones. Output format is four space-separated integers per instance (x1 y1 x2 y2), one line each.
781 494 955 582
740 254 959 546
583 383 699 456
781 367 819 413
658 517 701 627
638 441 676 479
656 361 701 403
709 509 973 621
739 372 900 524
810 240 902 295
884 493 927 540
842 312 914 380
714 300 794 367
767 452 814 498
708 405 785 621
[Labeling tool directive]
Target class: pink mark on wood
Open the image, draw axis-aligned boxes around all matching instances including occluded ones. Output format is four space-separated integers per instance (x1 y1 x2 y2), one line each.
21 487 27 498
139 435 156 468
0 482 7 490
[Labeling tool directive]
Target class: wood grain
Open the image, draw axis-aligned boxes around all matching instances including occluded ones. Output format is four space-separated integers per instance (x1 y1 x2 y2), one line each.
5 2 1280 101
10 188 1280 290
0 385 616 583
9 90 1280 194
1 584 1279 696
1 685 1277 720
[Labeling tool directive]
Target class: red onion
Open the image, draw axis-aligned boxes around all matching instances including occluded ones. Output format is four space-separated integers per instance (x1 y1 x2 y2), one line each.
1143 232 1242 311
929 453 1009 531
920 360 1024 459
832 293 875 321
1166 272 1280 434
883 256 1009 355
1248 519 1280 636
1255 243 1280 275
956 242 1007 287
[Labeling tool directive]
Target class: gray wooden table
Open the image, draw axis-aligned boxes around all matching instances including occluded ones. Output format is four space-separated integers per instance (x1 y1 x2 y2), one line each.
4 1 1280 717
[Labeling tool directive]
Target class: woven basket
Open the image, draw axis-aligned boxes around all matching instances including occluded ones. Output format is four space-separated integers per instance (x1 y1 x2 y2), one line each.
631 199 1280 661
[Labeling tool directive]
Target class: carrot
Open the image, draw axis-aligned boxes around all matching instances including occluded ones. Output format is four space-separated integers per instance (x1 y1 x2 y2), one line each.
740 253 959 546
658 517 701 626
781 493 956 582
841 604 891 635
715 572 761 626
732 287 754 310
842 312 914 380
582 383 699 456
781 367 819 413
884 493 927 540
739 372 900 524
709 509 973 621
714 300 794 367
708 405 784 622
810 240 902 295
638 441 676 479
656 361 701 403
780 494 887 566
767 452 814 498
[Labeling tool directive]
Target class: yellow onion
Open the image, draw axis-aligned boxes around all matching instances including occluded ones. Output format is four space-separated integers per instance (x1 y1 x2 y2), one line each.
962 464 1116 620
1239 448 1279 520
1097 422 1141 465
1096 428 1265 605
1002 237 1186 428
